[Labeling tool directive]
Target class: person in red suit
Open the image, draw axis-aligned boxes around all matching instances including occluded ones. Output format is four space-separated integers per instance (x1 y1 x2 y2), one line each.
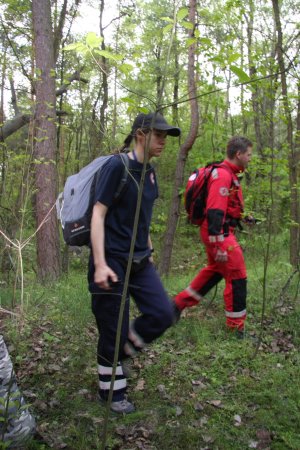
173 136 253 337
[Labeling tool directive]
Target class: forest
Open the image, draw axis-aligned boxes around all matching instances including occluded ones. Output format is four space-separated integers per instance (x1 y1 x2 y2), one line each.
0 0 299 449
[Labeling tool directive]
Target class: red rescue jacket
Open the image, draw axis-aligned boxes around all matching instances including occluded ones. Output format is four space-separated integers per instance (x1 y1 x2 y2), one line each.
204 160 244 242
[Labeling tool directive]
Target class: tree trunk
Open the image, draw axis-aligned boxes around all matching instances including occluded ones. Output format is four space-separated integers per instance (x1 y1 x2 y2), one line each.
172 25 179 125
159 0 199 276
32 0 61 282
98 0 108 154
246 0 263 157
272 0 298 267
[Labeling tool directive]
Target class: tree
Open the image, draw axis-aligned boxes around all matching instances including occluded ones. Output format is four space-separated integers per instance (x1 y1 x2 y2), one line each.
32 0 60 281
159 0 199 275
272 0 299 267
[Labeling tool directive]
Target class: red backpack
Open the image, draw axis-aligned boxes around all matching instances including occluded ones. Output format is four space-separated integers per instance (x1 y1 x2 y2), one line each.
184 162 228 225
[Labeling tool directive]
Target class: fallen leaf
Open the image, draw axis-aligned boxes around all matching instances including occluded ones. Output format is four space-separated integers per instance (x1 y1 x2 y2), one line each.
194 402 204 412
135 379 145 391
175 406 183 416
234 414 242 426
206 399 222 408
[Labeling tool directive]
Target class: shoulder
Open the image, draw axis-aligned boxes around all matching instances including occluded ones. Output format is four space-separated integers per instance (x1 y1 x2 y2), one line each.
103 154 128 172
210 164 233 183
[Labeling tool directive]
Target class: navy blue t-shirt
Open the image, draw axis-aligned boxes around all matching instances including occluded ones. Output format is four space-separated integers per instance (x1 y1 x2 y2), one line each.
89 153 158 264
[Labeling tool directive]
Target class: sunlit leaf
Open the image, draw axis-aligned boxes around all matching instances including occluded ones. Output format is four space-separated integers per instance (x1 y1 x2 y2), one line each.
228 52 241 64
93 49 123 61
119 63 134 75
186 37 197 47
161 16 173 23
163 23 173 34
199 37 213 46
230 65 251 83
177 7 189 21
181 20 194 30
85 32 103 48
120 97 136 104
63 42 81 52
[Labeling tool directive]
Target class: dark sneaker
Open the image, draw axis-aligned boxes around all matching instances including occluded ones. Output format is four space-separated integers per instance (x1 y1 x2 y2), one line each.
98 394 135 414
110 399 135 414
235 329 258 342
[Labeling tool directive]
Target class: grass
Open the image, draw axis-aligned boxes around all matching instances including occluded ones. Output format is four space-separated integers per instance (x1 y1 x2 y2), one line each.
1 239 300 449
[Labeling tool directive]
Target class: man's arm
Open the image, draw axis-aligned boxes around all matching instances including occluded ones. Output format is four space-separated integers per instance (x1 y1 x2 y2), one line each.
206 169 232 262
90 202 118 290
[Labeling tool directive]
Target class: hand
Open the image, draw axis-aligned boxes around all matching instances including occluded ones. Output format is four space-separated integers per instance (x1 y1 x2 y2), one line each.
243 215 257 225
214 248 228 262
94 265 118 290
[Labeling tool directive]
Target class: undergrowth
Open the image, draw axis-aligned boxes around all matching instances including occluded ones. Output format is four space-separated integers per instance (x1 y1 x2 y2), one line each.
0 236 299 449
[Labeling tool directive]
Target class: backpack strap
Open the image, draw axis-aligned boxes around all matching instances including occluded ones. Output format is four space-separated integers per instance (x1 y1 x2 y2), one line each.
114 153 130 200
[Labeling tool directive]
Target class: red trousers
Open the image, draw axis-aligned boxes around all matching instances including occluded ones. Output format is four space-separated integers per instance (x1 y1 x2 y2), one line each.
175 225 247 330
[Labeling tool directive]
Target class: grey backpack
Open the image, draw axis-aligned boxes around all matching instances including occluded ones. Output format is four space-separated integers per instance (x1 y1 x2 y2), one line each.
56 153 129 246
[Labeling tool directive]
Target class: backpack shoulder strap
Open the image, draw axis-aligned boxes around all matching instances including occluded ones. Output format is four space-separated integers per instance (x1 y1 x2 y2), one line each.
113 153 130 200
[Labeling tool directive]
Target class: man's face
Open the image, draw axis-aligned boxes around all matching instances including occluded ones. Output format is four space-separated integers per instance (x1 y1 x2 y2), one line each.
147 129 168 158
236 146 252 169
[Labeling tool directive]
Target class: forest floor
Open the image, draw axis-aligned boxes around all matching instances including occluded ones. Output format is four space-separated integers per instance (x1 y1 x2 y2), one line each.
1 240 300 450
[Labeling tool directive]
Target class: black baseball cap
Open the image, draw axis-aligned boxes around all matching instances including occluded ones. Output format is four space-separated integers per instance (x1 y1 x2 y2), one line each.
131 112 181 137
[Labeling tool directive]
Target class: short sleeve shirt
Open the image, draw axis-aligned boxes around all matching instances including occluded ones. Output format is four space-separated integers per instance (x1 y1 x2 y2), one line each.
92 154 158 259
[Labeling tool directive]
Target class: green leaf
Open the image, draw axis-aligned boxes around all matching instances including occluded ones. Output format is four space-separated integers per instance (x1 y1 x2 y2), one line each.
228 52 241 64
120 97 136 105
163 23 173 34
230 65 251 83
177 7 189 21
181 20 194 30
94 49 123 61
119 63 134 75
186 37 197 47
199 37 213 46
161 16 173 23
85 32 103 48
64 42 81 52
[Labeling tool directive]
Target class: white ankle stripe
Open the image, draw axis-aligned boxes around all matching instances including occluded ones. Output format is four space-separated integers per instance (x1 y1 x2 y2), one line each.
98 364 123 376
99 378 127 390
225 309 246 318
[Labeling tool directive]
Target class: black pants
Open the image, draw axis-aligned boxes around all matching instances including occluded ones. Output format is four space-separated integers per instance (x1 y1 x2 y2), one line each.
91 257 173 401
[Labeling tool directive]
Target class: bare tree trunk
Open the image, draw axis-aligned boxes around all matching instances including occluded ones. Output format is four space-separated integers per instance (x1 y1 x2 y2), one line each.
246 0 263 156
159 0 199 276
32 0 61 282
272 0 298 267
0 44 7 196
98 0 108 153
172 25 179 125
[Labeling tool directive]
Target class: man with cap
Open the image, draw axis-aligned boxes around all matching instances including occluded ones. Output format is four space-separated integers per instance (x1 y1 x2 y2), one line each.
88 111 180 413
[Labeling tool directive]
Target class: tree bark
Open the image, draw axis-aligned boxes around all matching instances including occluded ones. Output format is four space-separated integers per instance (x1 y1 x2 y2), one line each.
98 0 109 154
32 0 61 282
159 0 199 276
272 0 298 267
245 0 263 157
